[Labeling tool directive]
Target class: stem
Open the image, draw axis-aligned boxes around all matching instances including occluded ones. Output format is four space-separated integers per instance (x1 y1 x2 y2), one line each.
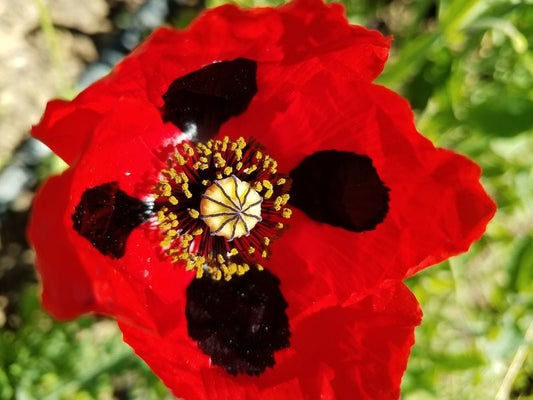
495 320 533 400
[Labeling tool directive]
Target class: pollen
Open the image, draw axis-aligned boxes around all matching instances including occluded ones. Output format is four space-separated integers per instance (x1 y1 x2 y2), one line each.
152 136 292 281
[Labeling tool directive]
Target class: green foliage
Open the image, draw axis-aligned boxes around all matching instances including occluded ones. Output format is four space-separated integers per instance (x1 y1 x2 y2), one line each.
377 0 533 398
0 287 171 399
8 0 533 398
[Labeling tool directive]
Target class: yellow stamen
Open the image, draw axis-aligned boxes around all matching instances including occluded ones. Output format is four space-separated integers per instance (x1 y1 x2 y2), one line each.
189 209 199 219
153 136 291 282
223 166 233 176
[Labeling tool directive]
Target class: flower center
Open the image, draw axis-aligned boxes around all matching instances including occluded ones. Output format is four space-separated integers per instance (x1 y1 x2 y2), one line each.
153 136 291 281
200 176 262 240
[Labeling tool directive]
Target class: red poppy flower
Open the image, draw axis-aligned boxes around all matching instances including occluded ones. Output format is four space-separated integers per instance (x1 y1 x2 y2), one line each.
27 0 496 398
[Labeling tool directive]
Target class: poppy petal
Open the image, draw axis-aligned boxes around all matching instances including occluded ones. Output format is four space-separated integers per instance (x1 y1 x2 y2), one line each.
225 77 495 299
30 99 187 328
27 170 155 328
31 100 105 165
288 280 421 400
289 150 390 232
68 98 177 198
72 182 152 259
32 0 389 166
119 280 420 400
93 0 389 106
185 268 290 376
27 170 96 318
162 58 258 143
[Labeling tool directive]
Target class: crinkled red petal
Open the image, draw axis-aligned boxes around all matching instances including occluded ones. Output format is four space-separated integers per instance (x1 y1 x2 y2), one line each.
224 75 495 300
32 0 389 165
29 98 188 330
57 98 194 333
31 99 103 165
119 280 420 400
27 170 96 319
87 0 389 105
28 170 155 328
68 98 177 196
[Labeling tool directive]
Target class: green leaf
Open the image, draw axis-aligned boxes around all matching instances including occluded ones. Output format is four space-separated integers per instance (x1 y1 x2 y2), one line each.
508 236 533 294
429 351 486 371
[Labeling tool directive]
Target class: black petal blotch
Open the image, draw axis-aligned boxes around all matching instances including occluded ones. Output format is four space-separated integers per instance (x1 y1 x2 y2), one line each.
290 150 390 232
162 58 257 142
186 268 290 376
72 182 151 258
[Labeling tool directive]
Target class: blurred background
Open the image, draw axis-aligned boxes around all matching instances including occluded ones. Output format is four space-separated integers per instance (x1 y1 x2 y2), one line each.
0 0 532 398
